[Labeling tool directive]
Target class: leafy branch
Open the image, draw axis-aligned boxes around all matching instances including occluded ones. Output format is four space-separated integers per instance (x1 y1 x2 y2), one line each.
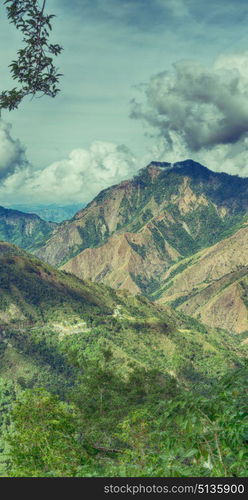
0 0 63 110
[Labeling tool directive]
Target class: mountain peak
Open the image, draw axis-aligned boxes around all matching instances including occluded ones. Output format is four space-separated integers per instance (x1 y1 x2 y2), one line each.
138 158 213 178
146 159 210 173
173 159 211 171
135 158 212 184
147 161 172 169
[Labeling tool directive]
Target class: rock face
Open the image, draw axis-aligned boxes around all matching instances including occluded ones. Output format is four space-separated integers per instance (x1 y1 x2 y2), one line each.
157 224 248 333
0 206 56 251
62 230 180 295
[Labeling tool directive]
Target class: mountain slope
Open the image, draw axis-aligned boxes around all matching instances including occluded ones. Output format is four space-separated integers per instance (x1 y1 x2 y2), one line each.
0 244 247 479
0 241 125 324
156 223 248 333
0 206 56 251
0 242 246 392
34 160 248 296
61 230 180 295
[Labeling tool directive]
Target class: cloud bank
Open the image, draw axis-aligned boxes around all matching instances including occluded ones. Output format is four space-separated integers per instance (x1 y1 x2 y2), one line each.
131 52 248 176
0 140 138 205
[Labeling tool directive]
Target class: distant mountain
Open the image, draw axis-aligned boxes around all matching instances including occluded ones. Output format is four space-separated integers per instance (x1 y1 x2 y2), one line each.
9 203 84 223
156 223 248 334
35 160 248 299
0 206 56 251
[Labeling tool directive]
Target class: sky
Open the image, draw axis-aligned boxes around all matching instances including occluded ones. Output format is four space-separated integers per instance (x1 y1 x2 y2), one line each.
1 0 248 206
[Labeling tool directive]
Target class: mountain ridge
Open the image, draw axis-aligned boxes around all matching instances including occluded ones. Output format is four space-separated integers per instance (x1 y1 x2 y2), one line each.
33 159 248 299
0 205 57 252
2 159 248 335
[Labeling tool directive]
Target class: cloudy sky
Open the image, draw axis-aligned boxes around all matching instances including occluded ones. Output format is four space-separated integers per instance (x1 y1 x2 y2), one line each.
1 0 248 206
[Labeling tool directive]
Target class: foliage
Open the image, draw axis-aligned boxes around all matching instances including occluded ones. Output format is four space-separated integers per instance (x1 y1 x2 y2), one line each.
0 0 62 110
115 366 248 477
4 388 87 477
0 244 247 477
1 360 247 477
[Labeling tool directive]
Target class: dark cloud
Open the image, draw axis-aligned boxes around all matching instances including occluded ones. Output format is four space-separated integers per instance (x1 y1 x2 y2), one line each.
130 54 248 152
0 121 28 180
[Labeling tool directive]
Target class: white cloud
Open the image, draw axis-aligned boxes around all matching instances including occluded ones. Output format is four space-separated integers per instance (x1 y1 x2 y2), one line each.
2 47 248 210
0 141 138 205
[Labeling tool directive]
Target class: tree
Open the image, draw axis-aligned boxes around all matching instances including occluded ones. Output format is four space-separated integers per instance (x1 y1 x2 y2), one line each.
0 0 63 111
5 388 87 477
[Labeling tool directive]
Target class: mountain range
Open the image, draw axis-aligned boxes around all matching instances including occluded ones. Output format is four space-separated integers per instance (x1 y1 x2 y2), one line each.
0 159 247 477
1 159 248 336
35 160 248 270
12 159 245 335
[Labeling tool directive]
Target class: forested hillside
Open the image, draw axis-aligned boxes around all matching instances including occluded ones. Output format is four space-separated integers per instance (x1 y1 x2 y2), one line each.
0 243 247 477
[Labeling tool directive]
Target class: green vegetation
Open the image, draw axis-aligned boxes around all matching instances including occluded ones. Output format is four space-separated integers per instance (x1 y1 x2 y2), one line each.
130 273 162 296
4 388 84 477
239 276 248 308
0 356 247 477
1 0 62 111
0 243 247 477
128 242 147 259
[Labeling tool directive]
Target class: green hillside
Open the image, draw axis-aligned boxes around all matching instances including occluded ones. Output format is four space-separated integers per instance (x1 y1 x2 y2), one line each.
0 243 247 477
